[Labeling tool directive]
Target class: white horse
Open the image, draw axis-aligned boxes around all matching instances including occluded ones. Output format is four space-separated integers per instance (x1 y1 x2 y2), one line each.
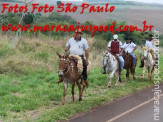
103 52 120 88
141 46 155 82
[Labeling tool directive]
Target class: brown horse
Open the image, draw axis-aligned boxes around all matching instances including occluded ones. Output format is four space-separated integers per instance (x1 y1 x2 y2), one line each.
56 52 86 105
122 51 137 82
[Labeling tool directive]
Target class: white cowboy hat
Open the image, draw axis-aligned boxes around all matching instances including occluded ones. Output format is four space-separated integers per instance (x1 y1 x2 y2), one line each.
75 29 82 34
113 34 118 39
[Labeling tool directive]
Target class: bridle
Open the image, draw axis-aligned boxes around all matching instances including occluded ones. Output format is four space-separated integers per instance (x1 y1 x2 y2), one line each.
103 53 116 66
143 50 149 60
59 57 75 74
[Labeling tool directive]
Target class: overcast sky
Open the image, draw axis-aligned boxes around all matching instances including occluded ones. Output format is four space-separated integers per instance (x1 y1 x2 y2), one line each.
63 0 163 4
34 0 163 5
125 0 163 4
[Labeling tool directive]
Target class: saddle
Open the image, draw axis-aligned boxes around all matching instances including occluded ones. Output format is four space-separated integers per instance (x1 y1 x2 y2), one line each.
112 54 120 65
69 55 83 75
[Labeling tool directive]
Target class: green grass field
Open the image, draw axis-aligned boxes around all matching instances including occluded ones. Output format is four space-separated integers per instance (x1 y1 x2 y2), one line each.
0 36 162 121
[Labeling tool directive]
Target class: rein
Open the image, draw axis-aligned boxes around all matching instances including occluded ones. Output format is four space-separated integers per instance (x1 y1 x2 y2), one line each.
104 53 116 66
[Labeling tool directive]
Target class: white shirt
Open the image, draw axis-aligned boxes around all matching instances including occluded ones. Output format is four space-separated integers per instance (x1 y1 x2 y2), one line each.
66 37 89 55
122 42 137 53
145 40 155 50
108 40 122 50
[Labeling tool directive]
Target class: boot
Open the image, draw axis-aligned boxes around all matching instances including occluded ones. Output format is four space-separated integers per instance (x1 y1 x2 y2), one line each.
81 80 86 86
102 66 106 74
139 60 144 68
85 80 89 87
57 77 63 84
119 69 123 75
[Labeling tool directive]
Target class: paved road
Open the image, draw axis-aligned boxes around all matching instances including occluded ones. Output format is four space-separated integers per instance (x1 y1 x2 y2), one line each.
110 95 163 122
69 83 163 122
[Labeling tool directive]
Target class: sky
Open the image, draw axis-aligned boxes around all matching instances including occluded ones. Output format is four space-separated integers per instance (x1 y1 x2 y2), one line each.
34 0 163 5
125 0 163 4
63 0 163 4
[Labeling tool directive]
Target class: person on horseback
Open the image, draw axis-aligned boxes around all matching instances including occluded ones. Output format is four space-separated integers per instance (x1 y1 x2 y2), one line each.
58 29 89 86
102 34 124 75
139 34 158 68
122 37 137 68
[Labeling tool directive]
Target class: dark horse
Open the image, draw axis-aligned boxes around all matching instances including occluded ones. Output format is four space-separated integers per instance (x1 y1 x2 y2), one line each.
56 52 86 105
122 50 137 82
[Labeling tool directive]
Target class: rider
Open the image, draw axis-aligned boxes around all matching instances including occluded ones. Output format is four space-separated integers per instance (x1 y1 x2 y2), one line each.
122 37 137 68
64 29 89 86
139 34 157 68
102 34 124 75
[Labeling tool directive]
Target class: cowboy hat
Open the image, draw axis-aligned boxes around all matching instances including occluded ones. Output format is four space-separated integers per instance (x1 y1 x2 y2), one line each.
113 34 118 39
75 29 82 34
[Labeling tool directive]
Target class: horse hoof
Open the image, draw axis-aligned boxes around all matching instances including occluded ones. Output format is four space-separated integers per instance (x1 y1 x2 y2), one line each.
79 98 82 101
148 79 152 81
108 85 111 88
133 77 136 80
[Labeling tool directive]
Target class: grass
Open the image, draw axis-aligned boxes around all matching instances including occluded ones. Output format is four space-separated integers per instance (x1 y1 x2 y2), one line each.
0 35 163 121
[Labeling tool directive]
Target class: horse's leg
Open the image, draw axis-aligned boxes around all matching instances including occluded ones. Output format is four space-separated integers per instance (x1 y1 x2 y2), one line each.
151 65 155 80
115 72 119 86
108 71 115 88
126 69 129 82
142 66 146 82
62 82 68 105
81 84 85 97
130 67 136 80
72 83 75 102
133 68 136 80
76 80 82 101
148 67 152 81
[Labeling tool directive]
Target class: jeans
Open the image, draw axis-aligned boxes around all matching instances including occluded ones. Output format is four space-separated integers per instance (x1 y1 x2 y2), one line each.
155 53 158 64
129 53 136 66
80 56 87 80
116 54 124 70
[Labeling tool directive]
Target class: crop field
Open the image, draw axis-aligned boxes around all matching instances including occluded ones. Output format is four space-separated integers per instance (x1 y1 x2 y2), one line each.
0 34 162 121
59 7 163 34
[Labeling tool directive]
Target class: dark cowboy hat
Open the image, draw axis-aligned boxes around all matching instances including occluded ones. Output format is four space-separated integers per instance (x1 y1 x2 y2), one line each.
125 37 132 40
149 34 153 37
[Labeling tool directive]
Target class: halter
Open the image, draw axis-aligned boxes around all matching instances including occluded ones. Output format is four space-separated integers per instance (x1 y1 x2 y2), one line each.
59 57 75 74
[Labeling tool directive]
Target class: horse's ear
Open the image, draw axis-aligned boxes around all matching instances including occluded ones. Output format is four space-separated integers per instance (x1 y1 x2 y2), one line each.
141 46 143 49
65 53 69 59
56 52 62 58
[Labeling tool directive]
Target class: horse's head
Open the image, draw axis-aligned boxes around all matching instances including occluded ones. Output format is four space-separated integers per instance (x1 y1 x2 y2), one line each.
56 52 69 77
141 46 150 60
103 52 115 66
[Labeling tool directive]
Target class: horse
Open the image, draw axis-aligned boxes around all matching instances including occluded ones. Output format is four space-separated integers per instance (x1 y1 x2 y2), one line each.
122 50 137 82
141 46 155 82
56 52 90 105
103 52 120 88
